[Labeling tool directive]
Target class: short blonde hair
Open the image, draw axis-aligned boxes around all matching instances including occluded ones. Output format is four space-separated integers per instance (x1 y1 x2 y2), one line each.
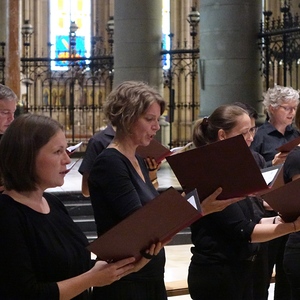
104 81 165 135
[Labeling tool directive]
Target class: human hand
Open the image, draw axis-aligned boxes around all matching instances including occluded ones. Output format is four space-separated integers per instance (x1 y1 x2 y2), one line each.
201 187 244 216
273 215 284 224
272 152 288 165
133 240 171 272
145 157 160 188
293 216 300 232
144 157 159 171
90 257 135 287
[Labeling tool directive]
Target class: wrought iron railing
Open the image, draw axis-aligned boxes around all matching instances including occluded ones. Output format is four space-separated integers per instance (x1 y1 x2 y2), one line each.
19 55 113 149
161 36 200 148
258 3 300 89
1 39 200 149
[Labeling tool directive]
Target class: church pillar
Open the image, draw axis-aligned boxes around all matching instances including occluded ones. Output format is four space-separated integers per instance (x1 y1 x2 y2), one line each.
113 0 162 89
199 0 262 117
6 0 21 98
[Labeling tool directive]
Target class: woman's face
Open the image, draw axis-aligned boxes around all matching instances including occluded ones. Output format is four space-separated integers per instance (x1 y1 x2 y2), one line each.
130 101 161 147
35 129 71 190
218 113 255 147
269 100 298 127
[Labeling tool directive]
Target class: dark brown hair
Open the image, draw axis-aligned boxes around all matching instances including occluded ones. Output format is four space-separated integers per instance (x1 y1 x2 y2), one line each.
193 105 248 147
0 114 63 192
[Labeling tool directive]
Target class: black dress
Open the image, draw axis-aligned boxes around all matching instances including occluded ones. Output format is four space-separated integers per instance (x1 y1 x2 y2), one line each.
0 193 91 299
88 148 167 300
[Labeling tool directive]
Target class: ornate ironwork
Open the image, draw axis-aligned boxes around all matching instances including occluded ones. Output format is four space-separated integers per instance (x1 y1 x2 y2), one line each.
258 0 300 89
20 55 114 147
161 33 200 147
1 10 201 148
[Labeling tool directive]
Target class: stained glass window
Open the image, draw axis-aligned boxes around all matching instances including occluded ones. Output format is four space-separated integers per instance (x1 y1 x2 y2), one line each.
50 0 91 70
162 0 170 69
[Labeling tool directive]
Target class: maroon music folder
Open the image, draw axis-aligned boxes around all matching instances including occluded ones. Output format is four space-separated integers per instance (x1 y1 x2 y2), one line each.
166 135 275 201
276 136 300 152
262 178 300 222
259 164 284 195
87 187 201 261
136 139 172 163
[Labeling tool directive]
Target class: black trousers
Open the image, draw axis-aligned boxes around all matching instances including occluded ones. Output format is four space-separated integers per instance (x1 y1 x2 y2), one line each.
188 260 254 300
252 242 270 300
283 245 300 300
267 235 291 300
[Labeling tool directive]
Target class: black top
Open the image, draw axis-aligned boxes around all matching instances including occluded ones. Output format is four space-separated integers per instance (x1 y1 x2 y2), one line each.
283 146 300 246
251 149 267 169
250 121 300 166
190 198 260 264
88 148 165 280
284 146 300 184
78 124 115 175
0 193 91 300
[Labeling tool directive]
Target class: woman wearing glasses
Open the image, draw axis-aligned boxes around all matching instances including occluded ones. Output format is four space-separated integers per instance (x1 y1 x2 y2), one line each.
250 85 300 300
250 85 300 167
188 104 300 300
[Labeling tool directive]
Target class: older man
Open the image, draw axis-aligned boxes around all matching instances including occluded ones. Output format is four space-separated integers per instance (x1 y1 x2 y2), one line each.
0 84 17 138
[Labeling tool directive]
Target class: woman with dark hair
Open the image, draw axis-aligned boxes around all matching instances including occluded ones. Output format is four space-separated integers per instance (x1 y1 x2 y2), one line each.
0 114 160 299
188 104 300 300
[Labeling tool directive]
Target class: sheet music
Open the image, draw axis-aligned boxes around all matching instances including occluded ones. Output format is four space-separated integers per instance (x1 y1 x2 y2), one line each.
262 169 278 185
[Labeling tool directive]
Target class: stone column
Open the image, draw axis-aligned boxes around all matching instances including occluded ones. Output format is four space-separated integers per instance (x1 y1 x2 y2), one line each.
113 0 162 89
5 0 21 98
199 0 262 117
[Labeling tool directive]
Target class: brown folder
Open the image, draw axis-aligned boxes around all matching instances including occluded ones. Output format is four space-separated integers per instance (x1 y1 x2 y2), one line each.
276 136 300 152
136 139 172 163
86 187 201 261
166 135 272 201
262 178 300 222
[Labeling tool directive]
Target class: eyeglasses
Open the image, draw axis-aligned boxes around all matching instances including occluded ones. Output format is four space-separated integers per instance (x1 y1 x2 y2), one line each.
278 105 297 113
242 126 257 137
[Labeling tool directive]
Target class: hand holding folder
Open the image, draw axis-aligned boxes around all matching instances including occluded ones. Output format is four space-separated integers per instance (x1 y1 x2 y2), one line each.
87 188 201 261
136 139 172 163
166 135 281 201
262 178 300 222
276 136 300 152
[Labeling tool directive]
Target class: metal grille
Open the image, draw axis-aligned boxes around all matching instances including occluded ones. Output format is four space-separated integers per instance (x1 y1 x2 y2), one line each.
258 4 300 89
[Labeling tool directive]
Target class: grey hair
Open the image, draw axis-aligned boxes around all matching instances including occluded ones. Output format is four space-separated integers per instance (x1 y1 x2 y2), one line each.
263 85 299 114
0 84 18 102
